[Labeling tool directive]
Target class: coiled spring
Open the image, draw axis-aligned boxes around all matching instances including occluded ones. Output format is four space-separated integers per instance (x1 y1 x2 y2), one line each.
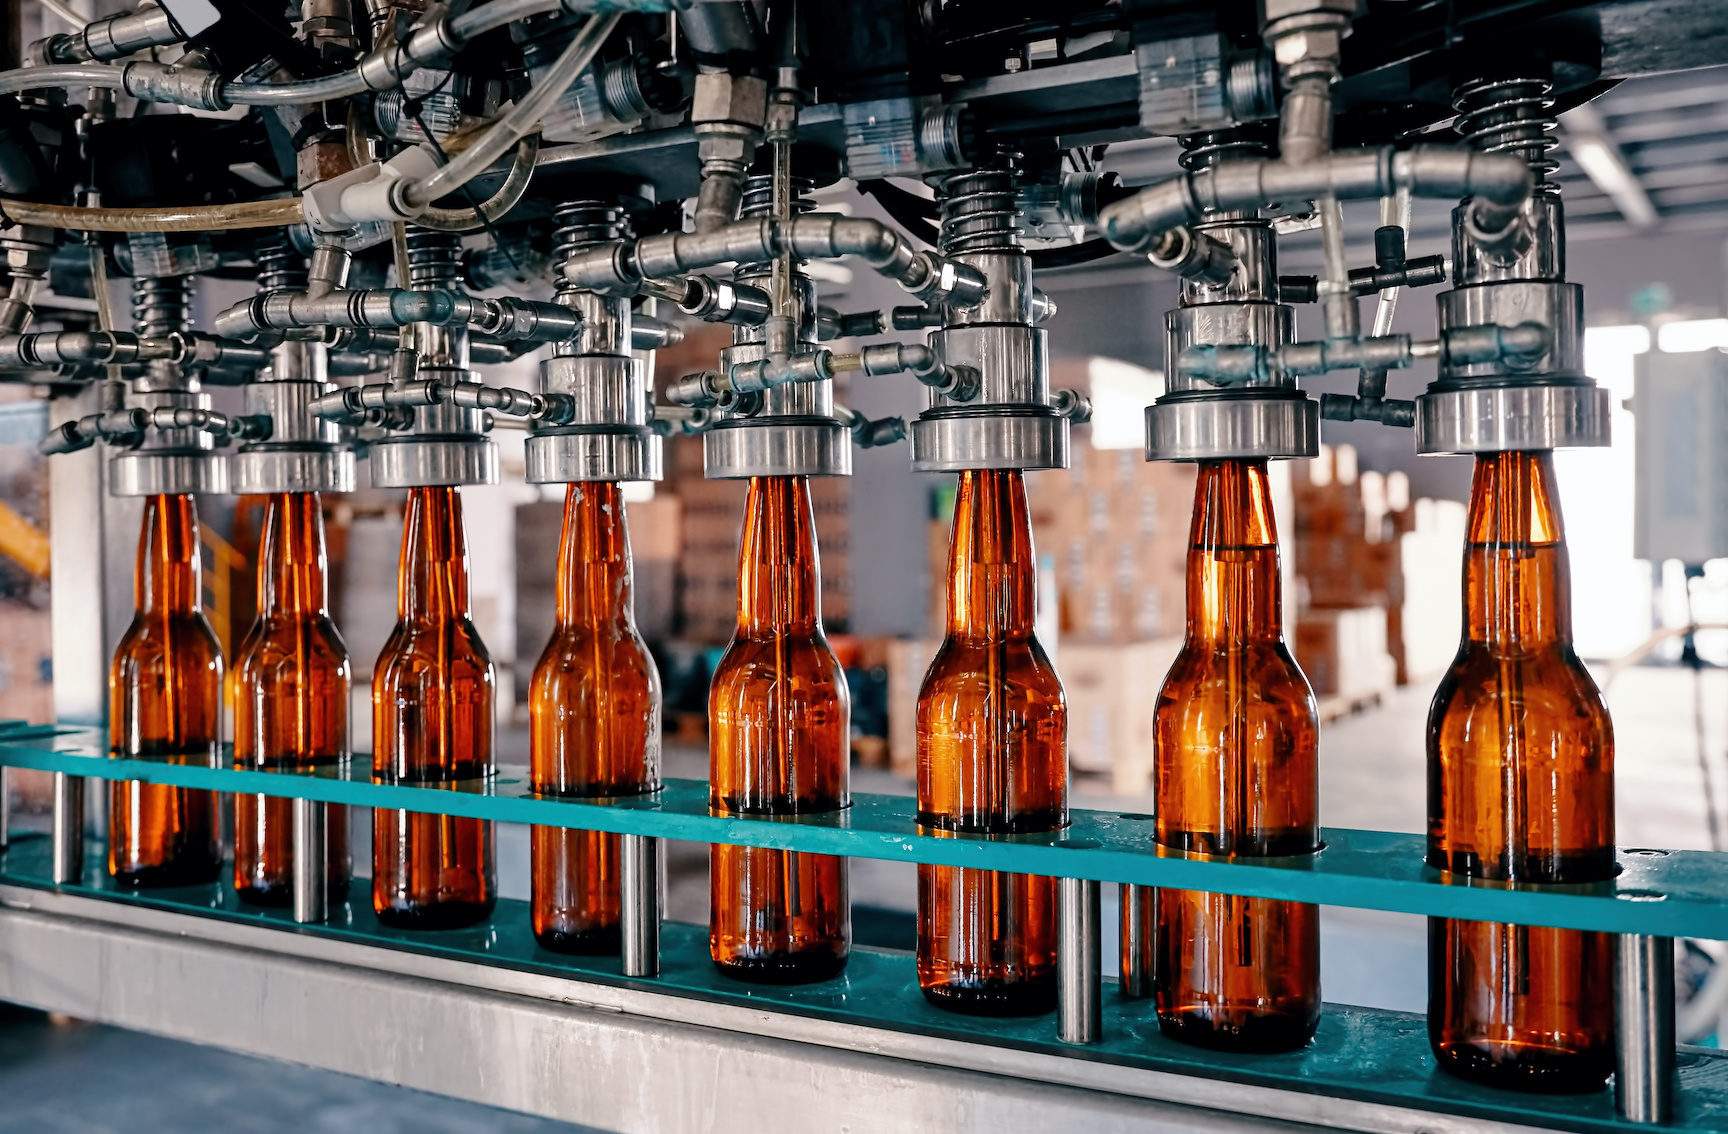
937 164 1020 256
255 233 308 296
130 274 193 337
403 226 464 291
551 200 629 297
738 172 816 219
1453 77 1560 194
1178 128 1271 171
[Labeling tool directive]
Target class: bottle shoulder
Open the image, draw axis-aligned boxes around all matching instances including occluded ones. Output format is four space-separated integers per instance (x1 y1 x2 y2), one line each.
375 617 496 679
919 637 1066 702
1163 639 1313 695
1429 643 1613 744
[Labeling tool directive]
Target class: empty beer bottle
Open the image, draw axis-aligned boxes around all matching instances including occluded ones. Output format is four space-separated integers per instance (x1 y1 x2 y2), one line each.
110 493 224 887
233 492 351 906
1428 450 1614 1092
1146 458 1321 1051
917 469 1066 1015
529 482 661 953
709 475 850 982
372 486 497 929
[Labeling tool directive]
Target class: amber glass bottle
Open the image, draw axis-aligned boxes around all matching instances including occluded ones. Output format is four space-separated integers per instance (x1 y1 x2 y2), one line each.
109 493 224 887
709 475 850 982
233 493 351 905
917 469 1066 1015
1428 451 1614 1092
529 482 662 953
1147 458 1321 1051
372 486 497 929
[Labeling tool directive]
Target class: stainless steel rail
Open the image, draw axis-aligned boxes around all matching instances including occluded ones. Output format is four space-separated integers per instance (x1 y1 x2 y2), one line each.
0 885 1577 1134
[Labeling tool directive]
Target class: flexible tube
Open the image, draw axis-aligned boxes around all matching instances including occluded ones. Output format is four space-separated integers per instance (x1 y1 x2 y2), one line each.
0 63 126 96
414 135 539 230
404 12 620 207
2 0 588 106
38 0 88 30
0 195 303 232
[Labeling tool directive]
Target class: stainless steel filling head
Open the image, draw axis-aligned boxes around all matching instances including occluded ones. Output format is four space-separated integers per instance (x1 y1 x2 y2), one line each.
1144 389 1318 462
910 406 1069 472
702 417 851 479
366 435 499 488
109 448 231 497
232 445 358 495
1415 380 1611 454
525 427 663 484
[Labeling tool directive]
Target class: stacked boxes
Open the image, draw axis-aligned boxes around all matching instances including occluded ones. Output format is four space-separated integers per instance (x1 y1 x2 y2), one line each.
1025 447 1194 646
1291 444 1463 699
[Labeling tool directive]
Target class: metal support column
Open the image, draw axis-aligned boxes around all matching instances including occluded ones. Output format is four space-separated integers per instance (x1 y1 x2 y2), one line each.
1120 883 1153 999
1616 933 1676 1124
292 796 329 924
51 772 84 883
620 833 661 977
1059 876 1102 1044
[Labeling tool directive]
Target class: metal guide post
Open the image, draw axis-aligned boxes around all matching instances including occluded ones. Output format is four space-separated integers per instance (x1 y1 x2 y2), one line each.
1058 876 1102 1044
620 833 661 978
1616 933 1676 1124
292 797 330 924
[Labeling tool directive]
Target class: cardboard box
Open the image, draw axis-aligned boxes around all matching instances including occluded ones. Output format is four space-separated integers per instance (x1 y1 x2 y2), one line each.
885 637 939 777
1295 606 1397 700
1061 638 1183 794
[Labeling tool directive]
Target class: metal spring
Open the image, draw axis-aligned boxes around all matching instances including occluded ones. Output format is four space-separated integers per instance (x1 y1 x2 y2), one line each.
255 234 308 296
1178 129 1271 171
551 200 628 295
937 164 1020 255
1452 77 1560 193
130 274 193 338
738 172 816 220
403 226 464 291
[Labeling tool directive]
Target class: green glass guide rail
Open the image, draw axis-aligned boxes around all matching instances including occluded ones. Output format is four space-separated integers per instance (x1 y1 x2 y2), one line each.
0 833 1723 1134
2 721 1725 939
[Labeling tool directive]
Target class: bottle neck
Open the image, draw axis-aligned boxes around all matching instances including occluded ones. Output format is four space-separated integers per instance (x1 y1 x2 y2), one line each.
1186 459 1283 642
257 492 330 619
1464 450 1573 648
136 493 204 617
736 475 821 636
554 481 635 628
398 485 472 622
945 469 1038 641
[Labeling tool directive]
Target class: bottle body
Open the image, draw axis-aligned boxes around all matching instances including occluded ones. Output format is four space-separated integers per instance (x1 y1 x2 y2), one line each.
233 493 351 906
529 482 662 954
1148 459 1321 1051
372 486 497 929
709 475 850 983
1428 451 1615 1092
917 470 1066 1015
109 493 224 887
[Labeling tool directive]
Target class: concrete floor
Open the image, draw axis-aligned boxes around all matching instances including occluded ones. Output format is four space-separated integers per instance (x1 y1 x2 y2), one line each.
5 662 1720 1130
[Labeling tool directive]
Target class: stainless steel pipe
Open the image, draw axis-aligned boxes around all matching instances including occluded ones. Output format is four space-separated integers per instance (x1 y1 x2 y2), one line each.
1616 934 1676 1124
1119 884 1153 999
51 772 83 884
292 797 330 924
620 833 661 978
1058 876 1102 1044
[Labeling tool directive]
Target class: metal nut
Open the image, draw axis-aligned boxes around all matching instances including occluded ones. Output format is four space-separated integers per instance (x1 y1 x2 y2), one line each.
691 72 768 128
